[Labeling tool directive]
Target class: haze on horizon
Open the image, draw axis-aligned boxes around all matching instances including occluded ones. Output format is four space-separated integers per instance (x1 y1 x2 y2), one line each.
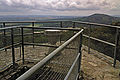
0 0 120 16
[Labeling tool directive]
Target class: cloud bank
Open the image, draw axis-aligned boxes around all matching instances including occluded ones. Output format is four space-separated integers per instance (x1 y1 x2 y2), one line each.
0 0 119 15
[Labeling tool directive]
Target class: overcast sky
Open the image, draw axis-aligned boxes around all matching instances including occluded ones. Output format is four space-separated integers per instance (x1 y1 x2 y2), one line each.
0 0 120 16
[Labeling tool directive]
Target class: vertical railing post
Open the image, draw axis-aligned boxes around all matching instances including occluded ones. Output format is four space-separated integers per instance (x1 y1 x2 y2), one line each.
60 21 62 45
78 33 83 73
20 45 22 58
32 22 35 48
19 28 21 58
3 23 7 51
21 27 24 64
59 21 62 44
72 22 75 28
88 25 91 54
60 21 62 28
113 28 119 67
11 28 15 65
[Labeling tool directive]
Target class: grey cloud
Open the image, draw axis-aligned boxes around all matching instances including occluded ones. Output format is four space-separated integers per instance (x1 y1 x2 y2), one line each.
0 0 119 15
0 0 115 11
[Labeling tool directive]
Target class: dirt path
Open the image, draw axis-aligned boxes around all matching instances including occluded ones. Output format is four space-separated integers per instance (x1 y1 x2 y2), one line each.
81 46 120 80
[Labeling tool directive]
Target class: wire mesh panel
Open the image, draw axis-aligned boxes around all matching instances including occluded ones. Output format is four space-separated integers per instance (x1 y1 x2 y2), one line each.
61 30 76 42
17 30 83 80
0 23 2 28
42 22 60 27
24 46 47 63
4 29 12 47
0 30 4 48
23 28 33 43
0 24 82 80
34 29 48 43
13 28 22 62
0 27 22 72
62 21 72 28
64 54 80 80
0 49 12 71
23 28 61 62
0 28 12 71
22 28 79 63
73 21 120 67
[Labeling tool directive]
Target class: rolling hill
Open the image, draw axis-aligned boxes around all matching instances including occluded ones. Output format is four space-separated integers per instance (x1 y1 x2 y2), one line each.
75 14 120 24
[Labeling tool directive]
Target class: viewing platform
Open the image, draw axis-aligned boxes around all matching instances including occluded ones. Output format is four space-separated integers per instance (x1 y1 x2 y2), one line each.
0 21 120 80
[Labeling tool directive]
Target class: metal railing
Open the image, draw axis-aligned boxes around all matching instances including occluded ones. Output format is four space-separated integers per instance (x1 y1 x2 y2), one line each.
72 21 120 67
0 20 120 80
0 21 119 67
16 29 83 80
0 25 80 67
0 21 83 80
0 26 22 70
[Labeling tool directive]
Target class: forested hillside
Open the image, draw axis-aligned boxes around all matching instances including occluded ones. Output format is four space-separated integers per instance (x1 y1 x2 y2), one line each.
75 14 120 24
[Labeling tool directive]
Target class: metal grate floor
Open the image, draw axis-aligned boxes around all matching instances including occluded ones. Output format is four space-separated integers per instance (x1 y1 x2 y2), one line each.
28 48 78 80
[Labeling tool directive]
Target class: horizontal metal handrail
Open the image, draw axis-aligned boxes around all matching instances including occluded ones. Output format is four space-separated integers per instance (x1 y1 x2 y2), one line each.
0 26 21 30
0 20 72 23
0 20 119 69
0 20 119 28
22 26 81 31
16 29 83 80
0 42 21 51
73 21 120 29
24 42 77 49
0 26 80 31
0 58 22 72
83 34 115 47
73 21 120 67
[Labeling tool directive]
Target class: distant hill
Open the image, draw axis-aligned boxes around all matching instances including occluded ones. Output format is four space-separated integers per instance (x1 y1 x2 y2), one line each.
0 15 78 21
114 15 120 17
75 14 120 24
0 14 120 25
